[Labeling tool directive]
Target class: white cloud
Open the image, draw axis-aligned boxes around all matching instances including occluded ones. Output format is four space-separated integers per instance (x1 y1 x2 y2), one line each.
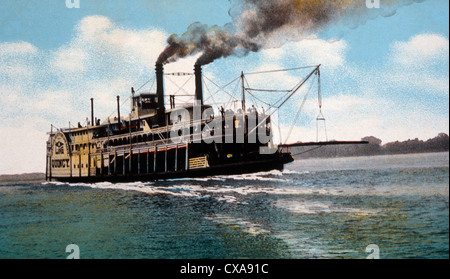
245 63 300 89
385 33 449 94
76 15 113 39
38 15 171 124
260 36 348 69
390 33 449 66
51 46 87 73
48 15 168 78
0 42 39 81
384 71 449 94
0 64 33 78
0 41 38 57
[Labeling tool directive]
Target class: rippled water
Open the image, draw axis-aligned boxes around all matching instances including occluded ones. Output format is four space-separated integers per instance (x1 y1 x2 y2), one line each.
0 152 448 259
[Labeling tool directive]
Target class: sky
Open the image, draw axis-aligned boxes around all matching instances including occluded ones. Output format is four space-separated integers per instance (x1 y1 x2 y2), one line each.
0 0 448 174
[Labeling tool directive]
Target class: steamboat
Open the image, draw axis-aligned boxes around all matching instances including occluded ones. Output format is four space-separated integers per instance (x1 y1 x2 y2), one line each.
46 63 365 182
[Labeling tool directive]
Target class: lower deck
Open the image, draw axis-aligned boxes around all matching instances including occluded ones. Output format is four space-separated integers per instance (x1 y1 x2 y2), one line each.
48 151 292 182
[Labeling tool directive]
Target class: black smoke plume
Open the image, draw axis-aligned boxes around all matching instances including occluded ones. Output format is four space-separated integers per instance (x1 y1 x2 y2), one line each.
157 0 424 66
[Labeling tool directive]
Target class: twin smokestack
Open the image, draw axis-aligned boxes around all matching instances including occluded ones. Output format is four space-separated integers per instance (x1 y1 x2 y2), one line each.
155 63 203 125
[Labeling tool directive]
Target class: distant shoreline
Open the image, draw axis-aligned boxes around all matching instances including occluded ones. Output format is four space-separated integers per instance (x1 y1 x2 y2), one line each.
0 172 45 183
291 133 449 159
293 150 449 160
292 148 450 159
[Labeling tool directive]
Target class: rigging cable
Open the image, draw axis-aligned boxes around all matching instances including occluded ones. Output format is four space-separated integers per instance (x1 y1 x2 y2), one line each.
245 66 320 137
203 75 240 103
172 75 194 96
203 79 218 108
315 68 328 142
166 75 191 96
243 75 274 107
284 74 317 145
244 65 319 75
277 109 282 144
135 77 155 93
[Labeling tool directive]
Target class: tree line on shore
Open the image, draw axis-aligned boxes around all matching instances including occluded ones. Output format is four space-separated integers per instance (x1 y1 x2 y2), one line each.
291 133 449 158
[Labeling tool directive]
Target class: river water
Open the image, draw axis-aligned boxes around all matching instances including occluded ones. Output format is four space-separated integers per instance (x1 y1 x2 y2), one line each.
0 152 448 259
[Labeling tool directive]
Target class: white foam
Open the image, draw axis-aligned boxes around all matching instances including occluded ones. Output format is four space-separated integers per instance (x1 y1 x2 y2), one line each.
42 181 69 186
215 175 285 182
274 199 378 216
205 214 270 235
282 169 308 175
215 195 239 204
62 181 200 198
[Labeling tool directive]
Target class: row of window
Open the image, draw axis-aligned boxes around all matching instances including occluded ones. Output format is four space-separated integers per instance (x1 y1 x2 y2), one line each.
72 130 88 137
51 159 69 168
52 163 92 169
70 130 181 150
71 143 96 152
106 133 167 147
72 161 98 168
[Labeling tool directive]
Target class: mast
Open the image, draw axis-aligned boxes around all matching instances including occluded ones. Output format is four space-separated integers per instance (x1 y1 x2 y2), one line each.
241 71 246 113
117 95 121 124
90 98 94 126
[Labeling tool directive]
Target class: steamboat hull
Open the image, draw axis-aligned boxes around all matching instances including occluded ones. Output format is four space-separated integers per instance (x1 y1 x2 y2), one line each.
49 154 292 183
